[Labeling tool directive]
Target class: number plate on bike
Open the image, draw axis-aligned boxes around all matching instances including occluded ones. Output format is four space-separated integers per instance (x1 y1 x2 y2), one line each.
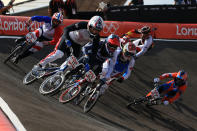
67 56 79 69
85 70 96 82
151 88 160 99
26 32 37 43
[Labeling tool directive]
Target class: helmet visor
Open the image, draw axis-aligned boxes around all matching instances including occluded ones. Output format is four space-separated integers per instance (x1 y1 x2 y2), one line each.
89 26 101 35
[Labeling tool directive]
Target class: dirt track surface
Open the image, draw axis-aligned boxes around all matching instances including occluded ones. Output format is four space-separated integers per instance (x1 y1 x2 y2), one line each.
0 38 197 131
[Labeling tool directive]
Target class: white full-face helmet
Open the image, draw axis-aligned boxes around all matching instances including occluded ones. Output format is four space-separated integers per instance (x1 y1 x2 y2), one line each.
87 16 104 37
122 42 136 61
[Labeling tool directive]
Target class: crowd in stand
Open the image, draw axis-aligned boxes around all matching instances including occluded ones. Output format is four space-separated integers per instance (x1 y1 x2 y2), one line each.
127 0 197 5
0 0 78 18
48 0 77 19
174 0 196 5
0 0 15 15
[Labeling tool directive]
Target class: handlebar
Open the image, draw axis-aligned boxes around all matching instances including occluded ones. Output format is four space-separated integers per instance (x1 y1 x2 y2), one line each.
26 22 34 32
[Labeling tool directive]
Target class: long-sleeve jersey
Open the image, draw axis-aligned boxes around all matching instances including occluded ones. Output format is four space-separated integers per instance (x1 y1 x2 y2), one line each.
158 72 188 103
62 21 100 55
80 40 114 75
101 48 135 80
133 35 153 58
123 29 154 58
82 40 114 63
31 16 63 45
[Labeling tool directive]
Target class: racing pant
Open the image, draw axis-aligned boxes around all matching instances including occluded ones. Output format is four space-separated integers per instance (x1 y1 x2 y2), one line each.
39 34 81 67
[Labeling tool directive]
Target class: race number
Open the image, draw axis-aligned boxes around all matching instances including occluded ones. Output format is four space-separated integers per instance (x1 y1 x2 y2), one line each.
85 70 96 82
25 32 37 43
67 56 79 69
151 88 160 99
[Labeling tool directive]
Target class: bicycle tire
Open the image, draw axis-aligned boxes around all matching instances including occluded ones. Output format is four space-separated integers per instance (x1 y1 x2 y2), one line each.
59 85 82 104
4 45 22 64
74 94 86 105
83 89 100 113
23 70 37 85
75 83 95 105
74 87 91 105
39 74 65 95
127 97 147 107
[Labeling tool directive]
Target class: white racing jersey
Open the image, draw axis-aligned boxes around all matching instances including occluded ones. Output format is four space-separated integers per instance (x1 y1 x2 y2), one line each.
69 29 93 46
133 35 153 58
101 47 135 80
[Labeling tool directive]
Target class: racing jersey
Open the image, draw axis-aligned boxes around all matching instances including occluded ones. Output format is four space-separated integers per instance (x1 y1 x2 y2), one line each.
82 40 114 63
63 21 100 55
31 16 63 45
158 72 188 103
101 47 135 80
132 35 153 58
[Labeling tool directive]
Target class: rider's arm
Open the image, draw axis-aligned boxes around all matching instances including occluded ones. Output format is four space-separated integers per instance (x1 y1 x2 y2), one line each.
63 21 88 40
31 16 51 23
92 35 100 55
101 58 114 80
100 49 121 80
125 29 140 38
135 36 153 58
49 26 63 45
82 42 93 56
122 58 135 80
159 72 178 80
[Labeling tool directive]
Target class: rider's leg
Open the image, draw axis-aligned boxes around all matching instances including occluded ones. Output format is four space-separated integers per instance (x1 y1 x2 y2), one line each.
32 49 64 75
39 49 64 68
37 33 70 68
162 88 178 104
156 82 172 94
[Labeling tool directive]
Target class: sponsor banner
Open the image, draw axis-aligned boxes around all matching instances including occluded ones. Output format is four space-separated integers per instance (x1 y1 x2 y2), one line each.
0 15 197 39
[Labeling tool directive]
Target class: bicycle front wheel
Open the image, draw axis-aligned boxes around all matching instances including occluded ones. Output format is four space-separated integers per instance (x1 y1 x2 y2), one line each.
126 97 147 107
4 45 22 64
23 70 37 85
39 74 65 95
83 89 100 113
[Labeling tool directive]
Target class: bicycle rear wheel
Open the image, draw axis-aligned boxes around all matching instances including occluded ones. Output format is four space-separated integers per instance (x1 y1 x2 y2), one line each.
59 85 82 103
39 74 65 95
4 45 22 64
83 89 100 113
